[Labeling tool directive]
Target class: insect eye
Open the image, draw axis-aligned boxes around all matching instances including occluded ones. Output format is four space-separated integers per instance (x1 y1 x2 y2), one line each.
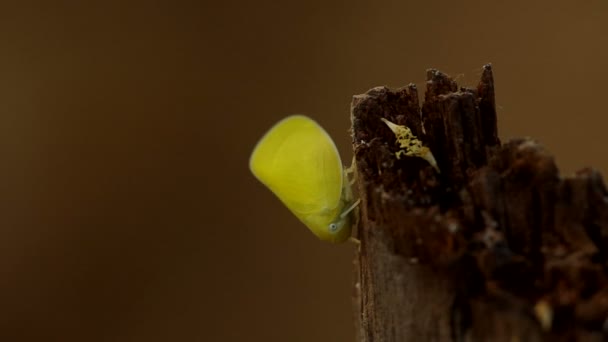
329 223 338 232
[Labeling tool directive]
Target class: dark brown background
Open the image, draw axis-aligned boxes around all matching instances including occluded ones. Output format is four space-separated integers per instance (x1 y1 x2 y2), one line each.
0 1 606 341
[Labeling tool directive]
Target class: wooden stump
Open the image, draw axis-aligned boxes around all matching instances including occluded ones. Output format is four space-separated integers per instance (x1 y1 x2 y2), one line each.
351 64 608 341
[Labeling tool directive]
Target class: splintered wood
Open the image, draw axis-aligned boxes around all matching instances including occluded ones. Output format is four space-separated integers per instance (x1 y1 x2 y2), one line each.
351 65 608 342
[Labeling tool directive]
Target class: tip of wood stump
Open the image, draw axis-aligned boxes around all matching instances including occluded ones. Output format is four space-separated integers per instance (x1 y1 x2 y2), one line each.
351 65 608 341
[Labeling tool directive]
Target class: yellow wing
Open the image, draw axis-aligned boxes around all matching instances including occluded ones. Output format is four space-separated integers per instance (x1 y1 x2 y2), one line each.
249 115 344 226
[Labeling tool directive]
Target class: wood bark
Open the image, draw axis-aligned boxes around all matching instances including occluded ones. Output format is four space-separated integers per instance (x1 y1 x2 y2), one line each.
351 64 608 341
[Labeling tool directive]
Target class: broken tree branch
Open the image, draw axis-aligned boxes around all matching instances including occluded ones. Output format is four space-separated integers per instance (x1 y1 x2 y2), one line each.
351 64 608 341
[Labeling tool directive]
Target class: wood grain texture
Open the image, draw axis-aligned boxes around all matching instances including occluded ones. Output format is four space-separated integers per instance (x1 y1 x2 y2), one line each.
351 65 608 341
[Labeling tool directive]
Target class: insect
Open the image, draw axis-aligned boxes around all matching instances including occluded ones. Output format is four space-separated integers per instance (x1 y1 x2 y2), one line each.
381 118 440 173
249 115 358 243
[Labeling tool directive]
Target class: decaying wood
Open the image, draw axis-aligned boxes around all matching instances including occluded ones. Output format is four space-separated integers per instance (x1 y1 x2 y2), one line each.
351 64 608 341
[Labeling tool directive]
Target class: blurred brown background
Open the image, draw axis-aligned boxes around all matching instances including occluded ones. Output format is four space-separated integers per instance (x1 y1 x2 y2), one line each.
0 1 607 341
